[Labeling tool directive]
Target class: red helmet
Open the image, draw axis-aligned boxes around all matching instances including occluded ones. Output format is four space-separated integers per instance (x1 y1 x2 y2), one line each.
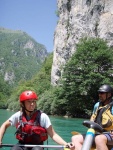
19 90 38 102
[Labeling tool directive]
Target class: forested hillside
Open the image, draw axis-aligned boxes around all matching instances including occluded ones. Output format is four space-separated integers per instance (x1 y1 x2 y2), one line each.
0 27 48 85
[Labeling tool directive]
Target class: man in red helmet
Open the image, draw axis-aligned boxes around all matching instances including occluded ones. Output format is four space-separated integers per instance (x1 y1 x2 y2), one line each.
0 90 74 150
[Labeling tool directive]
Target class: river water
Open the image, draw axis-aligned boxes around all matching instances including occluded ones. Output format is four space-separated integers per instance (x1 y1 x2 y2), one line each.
0 109 87 150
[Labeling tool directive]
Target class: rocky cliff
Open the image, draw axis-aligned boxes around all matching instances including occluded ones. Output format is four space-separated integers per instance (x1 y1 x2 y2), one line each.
51 0 113 85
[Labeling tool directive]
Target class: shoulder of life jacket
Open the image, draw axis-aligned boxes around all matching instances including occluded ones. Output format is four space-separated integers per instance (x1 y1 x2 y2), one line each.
101 108 113 131
15 110 48 144
93 104 113 131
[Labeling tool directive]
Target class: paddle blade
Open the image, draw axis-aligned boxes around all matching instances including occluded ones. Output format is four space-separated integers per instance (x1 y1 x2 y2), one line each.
71 131 81 135
64 148 70 150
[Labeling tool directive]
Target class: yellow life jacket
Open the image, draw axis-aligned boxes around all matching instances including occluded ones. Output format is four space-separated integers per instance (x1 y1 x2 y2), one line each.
92 101 113 131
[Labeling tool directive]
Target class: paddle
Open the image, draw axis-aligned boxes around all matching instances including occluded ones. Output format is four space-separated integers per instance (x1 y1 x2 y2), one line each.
81 121 103 150
71 131 81 135
1 144 70 149
71 130 109 135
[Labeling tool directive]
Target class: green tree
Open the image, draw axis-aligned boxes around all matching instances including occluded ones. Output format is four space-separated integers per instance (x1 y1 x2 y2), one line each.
37 87 67 116
0 75 12 108
61 37 113 117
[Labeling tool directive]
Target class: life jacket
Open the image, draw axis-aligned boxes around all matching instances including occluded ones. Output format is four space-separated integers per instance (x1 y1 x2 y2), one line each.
15 110 48 144
93 101 113 131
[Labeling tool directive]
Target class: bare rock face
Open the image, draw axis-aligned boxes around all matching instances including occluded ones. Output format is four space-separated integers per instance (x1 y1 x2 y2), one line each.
51 0 113 85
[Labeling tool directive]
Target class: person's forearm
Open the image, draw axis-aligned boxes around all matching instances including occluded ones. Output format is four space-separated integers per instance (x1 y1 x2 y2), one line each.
0 123 8 143
52 133 67 145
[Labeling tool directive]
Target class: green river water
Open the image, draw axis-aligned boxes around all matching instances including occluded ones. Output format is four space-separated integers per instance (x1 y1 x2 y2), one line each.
0 109 87 150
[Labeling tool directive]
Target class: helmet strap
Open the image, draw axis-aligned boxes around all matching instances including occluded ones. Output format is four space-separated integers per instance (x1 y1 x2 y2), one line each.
103 93 112 104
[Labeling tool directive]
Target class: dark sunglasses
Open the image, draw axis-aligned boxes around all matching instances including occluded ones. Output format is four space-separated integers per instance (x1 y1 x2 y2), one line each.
98 92 106 94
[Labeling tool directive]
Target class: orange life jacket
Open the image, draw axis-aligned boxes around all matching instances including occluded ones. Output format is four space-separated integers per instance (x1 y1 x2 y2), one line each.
15 110 48 144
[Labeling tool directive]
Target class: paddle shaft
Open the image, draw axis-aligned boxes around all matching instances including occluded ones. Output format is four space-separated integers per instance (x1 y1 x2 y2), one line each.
81 128 95 150
71 131 109 135
1 144 66 148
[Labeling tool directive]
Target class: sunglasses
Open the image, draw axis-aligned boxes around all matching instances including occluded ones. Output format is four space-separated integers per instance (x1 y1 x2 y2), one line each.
98 92 106 94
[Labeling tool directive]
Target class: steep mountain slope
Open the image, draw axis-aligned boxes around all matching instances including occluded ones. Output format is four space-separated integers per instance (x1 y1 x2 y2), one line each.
0 27 48 85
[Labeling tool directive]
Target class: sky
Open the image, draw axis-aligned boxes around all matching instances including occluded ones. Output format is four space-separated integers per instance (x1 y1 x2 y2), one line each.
0 0 58 52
